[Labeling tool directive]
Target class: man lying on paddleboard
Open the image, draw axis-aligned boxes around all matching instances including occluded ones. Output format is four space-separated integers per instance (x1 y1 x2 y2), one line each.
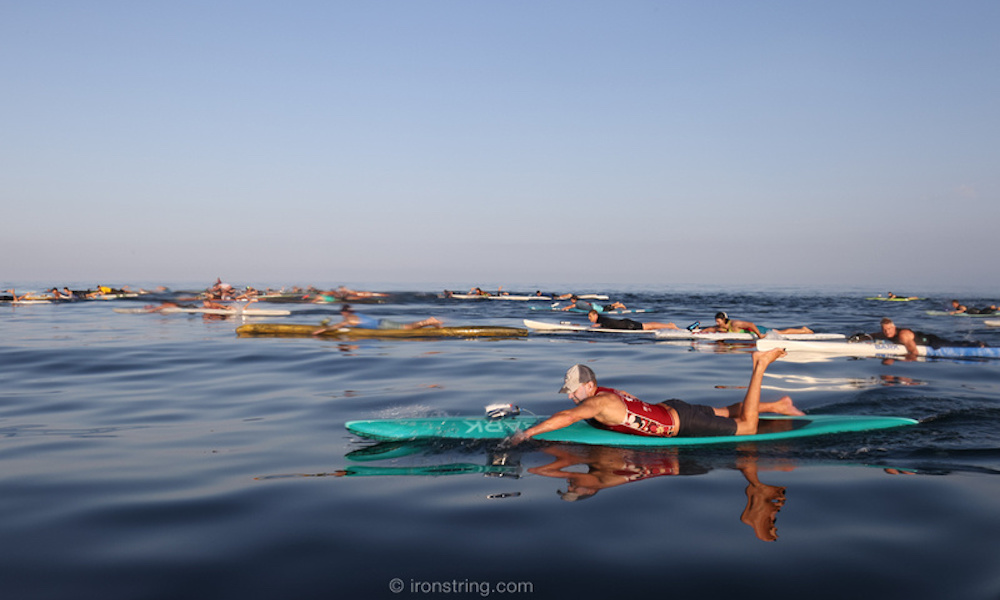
312 304 443 335
860 318 987 359
510 349 803 444
587 310 680 331
948 300 998 315
696 312 814 337
558 295 626 313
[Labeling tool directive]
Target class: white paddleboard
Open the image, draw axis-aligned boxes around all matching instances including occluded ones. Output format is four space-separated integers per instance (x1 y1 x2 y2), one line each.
757 338 1000 358
655 330 846 341
487 295 553 301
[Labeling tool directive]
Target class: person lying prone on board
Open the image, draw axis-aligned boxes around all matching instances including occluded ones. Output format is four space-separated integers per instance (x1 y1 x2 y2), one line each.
866 318 986 359
559 295 626 312
695 312 813 337
587 310 680 331
948 300 998 315
509 349 804 445
312 304 443 335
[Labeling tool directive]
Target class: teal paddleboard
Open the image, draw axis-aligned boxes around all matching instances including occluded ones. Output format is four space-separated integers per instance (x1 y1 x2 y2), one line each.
345 414 918 447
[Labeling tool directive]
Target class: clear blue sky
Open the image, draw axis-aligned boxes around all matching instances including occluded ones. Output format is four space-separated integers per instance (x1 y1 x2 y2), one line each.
3 1 998 291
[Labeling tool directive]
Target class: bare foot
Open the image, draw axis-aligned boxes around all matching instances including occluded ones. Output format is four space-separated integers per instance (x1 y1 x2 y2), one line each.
752 348 787 368
771 395 806 416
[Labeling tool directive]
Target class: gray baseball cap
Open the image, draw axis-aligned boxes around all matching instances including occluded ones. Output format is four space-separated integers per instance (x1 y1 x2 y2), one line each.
559 364 596 394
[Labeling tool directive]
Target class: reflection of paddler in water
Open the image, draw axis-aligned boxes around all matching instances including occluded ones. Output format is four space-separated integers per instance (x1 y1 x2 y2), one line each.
529 445 788 542
528 445 698 501
697 312 814 337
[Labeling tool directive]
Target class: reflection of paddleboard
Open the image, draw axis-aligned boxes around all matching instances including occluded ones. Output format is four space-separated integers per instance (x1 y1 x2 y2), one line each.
757 338 1000 358
346 414 918 447
985 319 1000 327
256 463 518 480
237 323 527 338
758 373 912 392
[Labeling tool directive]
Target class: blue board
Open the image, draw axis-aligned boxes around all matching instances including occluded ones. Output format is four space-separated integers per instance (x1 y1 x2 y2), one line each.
346 414 917 447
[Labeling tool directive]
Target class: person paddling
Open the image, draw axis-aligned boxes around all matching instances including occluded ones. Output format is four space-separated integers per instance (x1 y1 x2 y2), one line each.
312 304 443 335
587 310 680 331
510 349 803 444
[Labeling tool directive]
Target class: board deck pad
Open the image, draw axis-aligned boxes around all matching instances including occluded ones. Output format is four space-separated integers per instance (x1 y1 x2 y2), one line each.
346 414 917 447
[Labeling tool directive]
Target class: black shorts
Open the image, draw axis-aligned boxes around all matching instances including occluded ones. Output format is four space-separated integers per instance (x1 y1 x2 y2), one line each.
661 399 738 437
598 316 643 330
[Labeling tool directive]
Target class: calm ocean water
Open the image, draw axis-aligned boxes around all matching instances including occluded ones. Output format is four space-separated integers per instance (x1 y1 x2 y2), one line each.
2 284 999 599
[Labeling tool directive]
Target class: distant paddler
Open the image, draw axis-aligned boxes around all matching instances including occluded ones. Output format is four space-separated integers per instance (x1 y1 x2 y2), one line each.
696 312 814 338
587 310 680 331
865 317 987 360
312 304 443 335
559 295 626 313
4 288 26 302
948 300 997 315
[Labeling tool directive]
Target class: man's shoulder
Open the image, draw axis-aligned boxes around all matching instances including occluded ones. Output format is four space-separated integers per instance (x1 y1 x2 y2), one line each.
590 388 623 402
